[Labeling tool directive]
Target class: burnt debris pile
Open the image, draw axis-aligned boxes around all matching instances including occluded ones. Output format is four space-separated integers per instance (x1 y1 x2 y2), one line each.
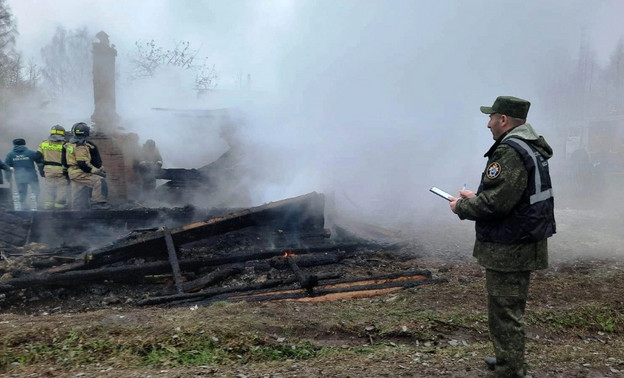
0 192 444 312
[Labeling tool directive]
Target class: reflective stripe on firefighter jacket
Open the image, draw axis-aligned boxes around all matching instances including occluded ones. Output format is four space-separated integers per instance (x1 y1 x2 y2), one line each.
66 141 102 177
475 137 556 244
37 140 66 174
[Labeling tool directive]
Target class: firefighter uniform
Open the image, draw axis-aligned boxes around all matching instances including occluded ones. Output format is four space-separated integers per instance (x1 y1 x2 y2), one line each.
65 123 109 209
37 126 69 209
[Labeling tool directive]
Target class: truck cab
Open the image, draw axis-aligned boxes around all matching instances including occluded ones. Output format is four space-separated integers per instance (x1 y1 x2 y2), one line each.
564 116 624 189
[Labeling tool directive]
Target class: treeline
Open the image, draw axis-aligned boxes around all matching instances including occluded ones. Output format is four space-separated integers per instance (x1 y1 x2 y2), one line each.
0 0 219 128
541 37 624 130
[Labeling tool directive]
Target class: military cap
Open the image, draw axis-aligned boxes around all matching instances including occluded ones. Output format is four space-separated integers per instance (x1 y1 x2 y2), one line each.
480 96 530 119
12 138 26 146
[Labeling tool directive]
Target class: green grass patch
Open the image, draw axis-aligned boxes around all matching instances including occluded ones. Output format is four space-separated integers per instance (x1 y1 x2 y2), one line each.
1 326 326 372
527 305 623 333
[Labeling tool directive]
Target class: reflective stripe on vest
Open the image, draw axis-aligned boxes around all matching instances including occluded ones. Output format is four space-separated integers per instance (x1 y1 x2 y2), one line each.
40 141 64 151
503 137 553 204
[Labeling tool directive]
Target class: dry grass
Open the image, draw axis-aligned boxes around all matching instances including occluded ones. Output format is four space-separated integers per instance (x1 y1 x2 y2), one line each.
2 257 623 377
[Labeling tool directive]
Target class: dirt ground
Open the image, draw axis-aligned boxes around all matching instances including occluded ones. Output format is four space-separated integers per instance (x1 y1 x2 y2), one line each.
1 190 624 377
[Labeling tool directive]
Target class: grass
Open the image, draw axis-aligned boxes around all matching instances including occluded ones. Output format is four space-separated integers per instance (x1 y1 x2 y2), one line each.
1 325 325 370
2 260 624 376
527 305 623 333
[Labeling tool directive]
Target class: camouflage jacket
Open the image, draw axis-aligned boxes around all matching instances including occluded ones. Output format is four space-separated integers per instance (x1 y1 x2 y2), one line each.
455 123 553 272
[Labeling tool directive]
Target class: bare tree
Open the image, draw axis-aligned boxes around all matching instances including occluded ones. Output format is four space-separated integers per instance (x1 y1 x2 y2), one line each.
40 26 92 98
194 59 218 92
604 38 624 113
0 0 16 52
0 0 18 89
129 39 218 91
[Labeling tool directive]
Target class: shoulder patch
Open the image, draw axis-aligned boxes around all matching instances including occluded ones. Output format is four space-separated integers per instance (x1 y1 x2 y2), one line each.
486 162 501 179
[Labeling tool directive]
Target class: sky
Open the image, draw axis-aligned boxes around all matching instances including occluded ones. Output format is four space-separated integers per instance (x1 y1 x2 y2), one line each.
5 0 624 228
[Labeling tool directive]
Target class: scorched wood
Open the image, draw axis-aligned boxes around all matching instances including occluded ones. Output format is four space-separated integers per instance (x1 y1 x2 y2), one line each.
137 272 342 306
287 255 318 293
85 192 325 266
0 248 348 294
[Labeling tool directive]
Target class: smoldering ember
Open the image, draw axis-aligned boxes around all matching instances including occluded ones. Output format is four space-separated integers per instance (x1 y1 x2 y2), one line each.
0 32 444 310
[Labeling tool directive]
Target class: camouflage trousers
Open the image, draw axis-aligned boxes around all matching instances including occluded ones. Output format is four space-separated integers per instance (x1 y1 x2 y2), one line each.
42 172 69 209
69 172 107 209
486 269 531 378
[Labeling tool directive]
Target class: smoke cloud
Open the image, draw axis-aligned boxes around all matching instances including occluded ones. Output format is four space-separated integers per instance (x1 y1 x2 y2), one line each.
4 0 624 254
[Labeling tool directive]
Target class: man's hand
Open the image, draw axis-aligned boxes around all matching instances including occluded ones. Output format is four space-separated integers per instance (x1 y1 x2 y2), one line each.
450 190 476 214
91 167 106 177
459 189 476 199
449 197 459 213
38 168 45 177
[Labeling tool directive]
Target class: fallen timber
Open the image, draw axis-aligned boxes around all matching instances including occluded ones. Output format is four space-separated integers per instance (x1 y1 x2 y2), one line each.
0 247 350 292
0 191 447 307
82 192 326 267
0 193 328 292
139 270 446 307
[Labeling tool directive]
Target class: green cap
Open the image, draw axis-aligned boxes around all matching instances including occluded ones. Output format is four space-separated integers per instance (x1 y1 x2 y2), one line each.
480 96 530 118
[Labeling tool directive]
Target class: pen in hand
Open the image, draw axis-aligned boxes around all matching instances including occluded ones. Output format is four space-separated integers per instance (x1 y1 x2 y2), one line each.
462 183 466 191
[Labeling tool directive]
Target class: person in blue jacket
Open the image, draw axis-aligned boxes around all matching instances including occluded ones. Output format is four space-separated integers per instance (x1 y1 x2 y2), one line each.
0 158 8 185
5 138 43 209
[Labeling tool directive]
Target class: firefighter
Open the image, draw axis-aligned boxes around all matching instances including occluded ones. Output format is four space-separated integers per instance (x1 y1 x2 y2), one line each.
137 139 163 199
5 138 43 209
65 122 109 210
37 125 70 209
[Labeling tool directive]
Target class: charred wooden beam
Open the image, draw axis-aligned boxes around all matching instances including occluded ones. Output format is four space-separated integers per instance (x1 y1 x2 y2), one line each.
229 278 447 303
180 244 357 266
0 260 177 290
180 263 245 293
137 270 439 307
184 271 444 306
137 272 342 306
163 227 184 294
217 274 447 304
0 245 352 293
85 192 325 267
0 244 354 292
287 255 318 294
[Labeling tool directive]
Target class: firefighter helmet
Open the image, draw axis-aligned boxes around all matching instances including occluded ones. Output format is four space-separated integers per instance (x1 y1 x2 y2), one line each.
50 125 65 141
72 122 90 137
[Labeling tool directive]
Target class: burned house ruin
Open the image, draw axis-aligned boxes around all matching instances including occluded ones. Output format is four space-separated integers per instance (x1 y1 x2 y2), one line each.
0 32 443 310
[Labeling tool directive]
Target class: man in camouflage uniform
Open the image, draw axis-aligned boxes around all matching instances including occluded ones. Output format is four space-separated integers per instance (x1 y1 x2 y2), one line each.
37 125 69 209
450 96 556 377
65 122 109 210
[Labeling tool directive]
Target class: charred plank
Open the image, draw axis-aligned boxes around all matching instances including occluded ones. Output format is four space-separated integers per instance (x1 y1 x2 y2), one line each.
85 192 325 267
180 263 245 293
137 272 342 306
287 256 318 294
0 246 350 293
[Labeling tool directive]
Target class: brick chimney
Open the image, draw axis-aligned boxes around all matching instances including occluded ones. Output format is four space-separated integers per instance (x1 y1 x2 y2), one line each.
89 31 141 204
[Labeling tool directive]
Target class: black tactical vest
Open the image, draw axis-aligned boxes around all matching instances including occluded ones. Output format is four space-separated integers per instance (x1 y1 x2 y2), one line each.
476 137 556 244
